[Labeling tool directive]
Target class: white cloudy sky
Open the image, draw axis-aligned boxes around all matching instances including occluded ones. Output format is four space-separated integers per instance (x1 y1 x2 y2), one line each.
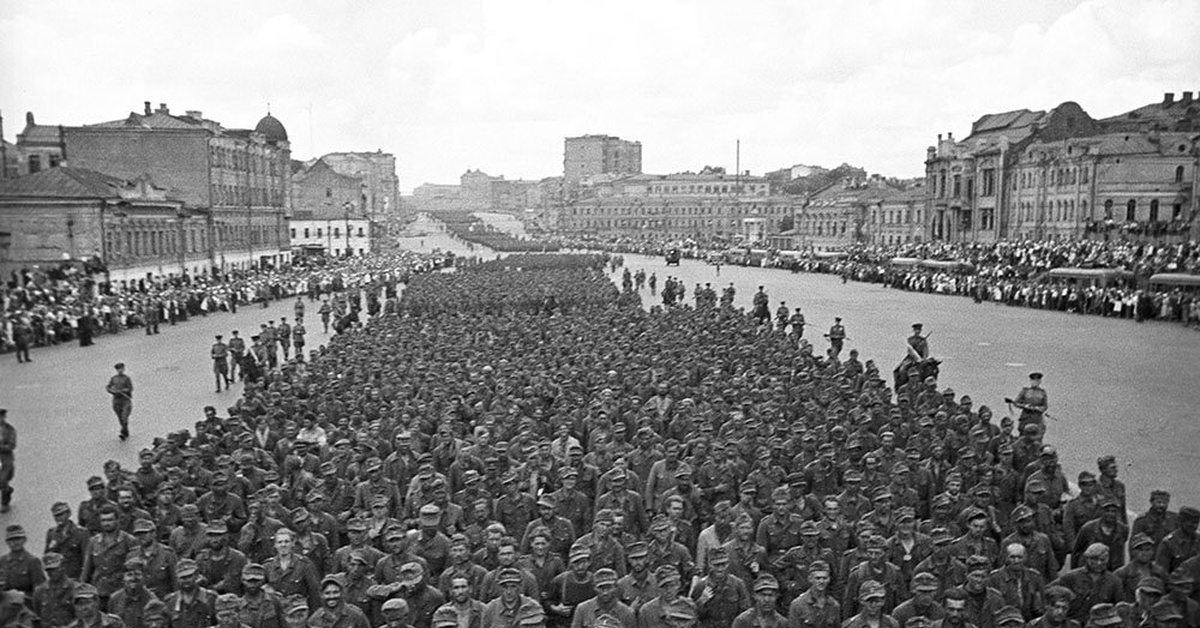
2 0 1197 190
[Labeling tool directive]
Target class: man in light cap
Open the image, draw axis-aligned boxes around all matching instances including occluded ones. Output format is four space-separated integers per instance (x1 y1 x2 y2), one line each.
379 597 413 628
1051 543 1122 622
892 572 945 628
522 496 575 558
46 500 90 579
1002 504 1060 581
237 563 284 628
197 521 249 595
107 555 155 628
413 505 451 578
788 559 839 628
571 568 635 627
280 595 309 628
545 544 596 624
31 552 75 628
689 545 748 628
67 583 122 628
841 580 898 628
163 558 217 628
731 573 786 628
214 593 244 628
844 535 906 616
482 568 541 628
310 574 369 628
0 525 44 594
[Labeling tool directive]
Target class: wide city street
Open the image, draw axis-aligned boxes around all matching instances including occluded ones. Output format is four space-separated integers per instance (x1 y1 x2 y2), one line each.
0 215 474 536
613 253 1200 512
471 211 1200 511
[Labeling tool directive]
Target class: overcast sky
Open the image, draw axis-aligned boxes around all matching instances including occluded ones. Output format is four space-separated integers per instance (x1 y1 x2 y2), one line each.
3 1 1197 191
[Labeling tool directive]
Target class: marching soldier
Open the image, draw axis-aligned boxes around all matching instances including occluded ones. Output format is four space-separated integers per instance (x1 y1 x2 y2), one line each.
826 317 847 358
211 335 230 393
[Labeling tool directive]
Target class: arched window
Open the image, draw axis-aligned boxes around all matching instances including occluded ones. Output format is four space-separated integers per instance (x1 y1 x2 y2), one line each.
1126 199 1137 222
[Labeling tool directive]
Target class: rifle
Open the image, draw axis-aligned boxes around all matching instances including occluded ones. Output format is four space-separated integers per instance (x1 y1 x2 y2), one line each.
1004 397 1058 421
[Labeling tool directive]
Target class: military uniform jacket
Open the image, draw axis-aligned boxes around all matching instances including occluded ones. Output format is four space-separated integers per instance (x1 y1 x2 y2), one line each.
196 547 249 594
84 531 136 597
307 603 371 628
162 587 217 628
789 590 841 628
33 576 79 628
690 574 750 628
239 589 284 628
731 607 789 628
132 543 178 598
0 550 46 594
842 613 900 628
263 555 320 608
108 585 158 628
572 597 636 628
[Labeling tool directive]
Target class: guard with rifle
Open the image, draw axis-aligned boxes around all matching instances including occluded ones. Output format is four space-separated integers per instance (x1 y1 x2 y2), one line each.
106 363 133 441
825 317 847 358
1007 372 1049 433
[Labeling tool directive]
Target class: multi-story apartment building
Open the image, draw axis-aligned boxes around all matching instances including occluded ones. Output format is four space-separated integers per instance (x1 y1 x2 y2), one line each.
290 158 374 257
558 171 795 241
563 135 642 185
926 92 1199 243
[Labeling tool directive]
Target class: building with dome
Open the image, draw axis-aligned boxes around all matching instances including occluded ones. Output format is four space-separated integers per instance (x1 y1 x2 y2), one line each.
9 102 294 275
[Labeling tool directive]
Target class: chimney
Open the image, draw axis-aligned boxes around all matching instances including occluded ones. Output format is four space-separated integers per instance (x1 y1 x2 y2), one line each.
1182 92 1194 106
157 103 169 114
937 134 942 142
144 101 152 115
1163 92 1175 107
25 112 34 127
947 132 954 141
185 110 203 119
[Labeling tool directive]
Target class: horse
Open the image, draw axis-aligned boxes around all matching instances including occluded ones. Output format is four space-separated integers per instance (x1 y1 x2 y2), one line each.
894 357 941 390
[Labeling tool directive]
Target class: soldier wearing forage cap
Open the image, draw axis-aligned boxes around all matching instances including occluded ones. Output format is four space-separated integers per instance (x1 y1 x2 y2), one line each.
689 546 749 628
546 545 596 625
237 563 284 628
570 568 635 628
638 565 685 628
615 541 657 613
1155 507 1200 575
845 535 908 616
1051 543 1123 623
0 525 44 595
482 567 542 628
162 558 218 628
31 552 77 628
731 573 787 628
310 574 370 628
65 583 123 628
47 500 91 579
1011 372 1048 433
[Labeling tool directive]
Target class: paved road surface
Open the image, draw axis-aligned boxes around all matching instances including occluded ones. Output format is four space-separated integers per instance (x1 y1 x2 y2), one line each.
0 215 475 536
612 254 1200 511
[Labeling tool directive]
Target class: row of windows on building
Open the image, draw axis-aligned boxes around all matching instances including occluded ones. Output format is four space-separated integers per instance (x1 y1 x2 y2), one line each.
24 153 62 173
570 218 749 230
935 164 1187 200
1101 199 1185 222
209 146 280 177
291 226 366 239
645 184 769 195
869 208 924 225
210 184 286 207
102 222 281 261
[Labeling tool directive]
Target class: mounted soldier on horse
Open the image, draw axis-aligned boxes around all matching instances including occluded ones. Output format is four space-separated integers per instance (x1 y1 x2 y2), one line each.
894 323 940 390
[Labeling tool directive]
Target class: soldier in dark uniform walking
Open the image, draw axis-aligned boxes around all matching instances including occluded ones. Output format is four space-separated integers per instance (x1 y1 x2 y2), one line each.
211 335 231 393
1010 373 1048 434
0 409 15 512
826 318 847 359
106 363 133 441
227 331 246 382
